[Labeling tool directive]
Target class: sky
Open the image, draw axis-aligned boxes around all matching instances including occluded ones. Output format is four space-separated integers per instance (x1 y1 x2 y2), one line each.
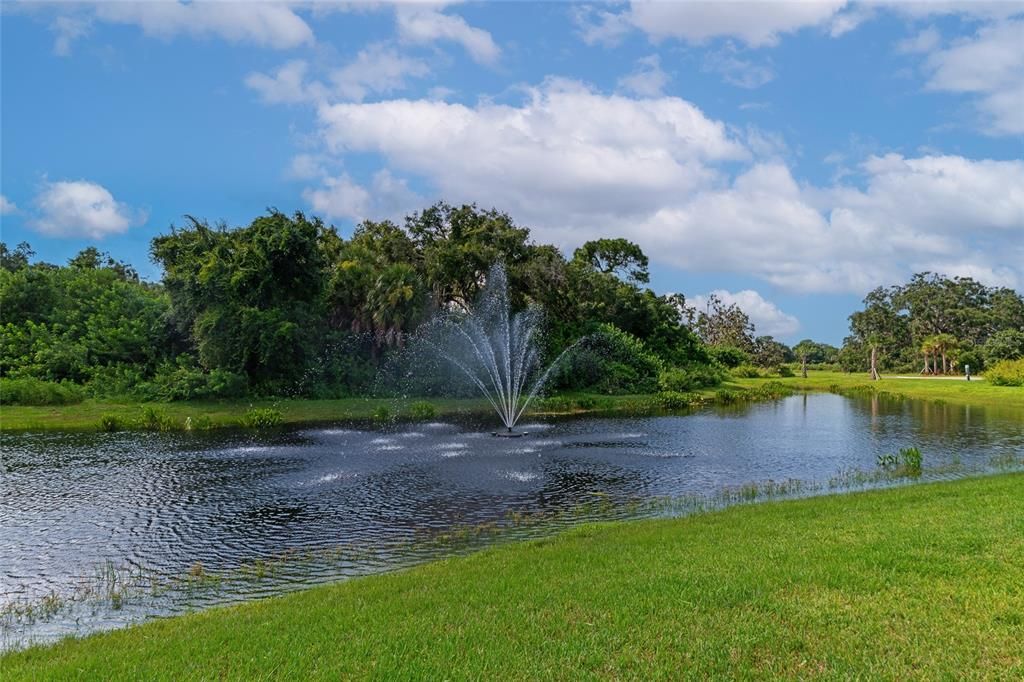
1 1 1023 345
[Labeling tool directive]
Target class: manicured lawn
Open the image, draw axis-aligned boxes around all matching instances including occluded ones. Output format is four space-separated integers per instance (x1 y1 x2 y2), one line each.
5 474 1023 679
734 369 1024 412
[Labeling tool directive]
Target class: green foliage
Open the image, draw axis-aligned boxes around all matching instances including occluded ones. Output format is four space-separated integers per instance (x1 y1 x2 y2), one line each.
658 364 725 392
241 407 283 429
143 362 248 402
0 377 83 405
708 345 749 368
987 358 1024 386
98 414 123 432
656 391 700 409
877 447 923 477
730 364 762 379
984 330 1024 365
555 324 663 394
409 401 437 420
776 365 795 378
139 406 175 432
371 406 391 425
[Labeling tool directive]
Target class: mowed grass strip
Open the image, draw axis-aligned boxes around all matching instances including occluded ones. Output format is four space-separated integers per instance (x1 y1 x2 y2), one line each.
5 474 1024 680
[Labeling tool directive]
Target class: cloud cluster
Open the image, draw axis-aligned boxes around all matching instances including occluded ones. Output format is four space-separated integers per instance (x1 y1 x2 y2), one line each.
299 79 1023 293
30 180 145 239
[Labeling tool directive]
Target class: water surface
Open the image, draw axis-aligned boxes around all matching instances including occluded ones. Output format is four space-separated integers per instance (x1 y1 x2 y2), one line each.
2 393 1021 649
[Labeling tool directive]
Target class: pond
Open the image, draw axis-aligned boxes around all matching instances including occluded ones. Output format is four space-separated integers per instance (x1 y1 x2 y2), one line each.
2 393 1022 649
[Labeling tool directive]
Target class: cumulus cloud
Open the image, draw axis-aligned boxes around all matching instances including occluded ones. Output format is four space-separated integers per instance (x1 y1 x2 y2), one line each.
0 195 17 215
578 0 849 48
303 169 421 223
93 1 313 49
618 55 670 96
395 4 500 64
245 60 322 105
30 180 144 239
920 19 1024 135
690 290 800 338
302 78 1024 293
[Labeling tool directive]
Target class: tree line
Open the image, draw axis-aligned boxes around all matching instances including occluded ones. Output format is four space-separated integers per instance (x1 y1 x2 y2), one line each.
2 204 1022 403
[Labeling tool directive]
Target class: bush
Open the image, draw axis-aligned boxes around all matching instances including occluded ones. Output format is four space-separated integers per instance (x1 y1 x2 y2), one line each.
656 391 700 409
0 377 84 405
987 358 1024 387
554 325 663 394
144 363 248 402
659 364 725 392
98 414 123 432
709 346 749 369
730 364 762 379
139 406 175 431
409 401 437 420
241 407 283 428
776 365 795 378
371 406 391 425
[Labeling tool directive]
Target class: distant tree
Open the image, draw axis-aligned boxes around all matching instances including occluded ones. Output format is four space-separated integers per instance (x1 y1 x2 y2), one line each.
572 238 650 285
0 242 34 272
751 335 791 368
983 329 1024 365
693 294 755 351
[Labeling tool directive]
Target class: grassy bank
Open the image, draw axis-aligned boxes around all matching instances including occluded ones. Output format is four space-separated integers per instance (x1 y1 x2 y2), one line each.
2 370 1021 432
5 473 1023 679
733 370 1024 412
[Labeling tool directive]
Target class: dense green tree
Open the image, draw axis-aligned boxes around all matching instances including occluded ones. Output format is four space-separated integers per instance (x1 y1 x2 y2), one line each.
691 294 755 351
571 238 649 285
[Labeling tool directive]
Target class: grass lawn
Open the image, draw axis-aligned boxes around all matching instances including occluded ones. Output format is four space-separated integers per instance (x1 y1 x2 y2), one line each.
4 473 1023 679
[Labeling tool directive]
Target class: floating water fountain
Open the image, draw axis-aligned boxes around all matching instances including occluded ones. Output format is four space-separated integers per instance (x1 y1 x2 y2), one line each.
412 264 570 436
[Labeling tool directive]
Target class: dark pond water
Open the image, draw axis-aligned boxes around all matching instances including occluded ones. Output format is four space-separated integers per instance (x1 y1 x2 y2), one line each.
2 393 1022 649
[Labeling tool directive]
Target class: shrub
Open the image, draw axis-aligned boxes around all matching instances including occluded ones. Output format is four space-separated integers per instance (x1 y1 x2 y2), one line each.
0 377 84 405
552 324 664 394
777 365 795 378
659 364 725 392
371 406 391 425
185 415 214 431
656 391 700 409
142 363 248 402
987 358 1024 387
98 414 123 432
573 396 597 410
241 407 283 428
709 346 749 369
409 401 437 420
730 364 762 379
139 406 175 431
714 388 745 404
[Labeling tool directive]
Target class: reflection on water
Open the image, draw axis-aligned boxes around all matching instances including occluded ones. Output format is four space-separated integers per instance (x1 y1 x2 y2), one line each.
1 394 1021 648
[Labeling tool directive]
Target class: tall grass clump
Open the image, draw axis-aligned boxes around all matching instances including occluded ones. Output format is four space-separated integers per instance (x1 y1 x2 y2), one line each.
986 358 1024 386
877 447 923 477
98 414 123 432
139 406 176 431
0 377 84 406
241 407 283 429
408 401 437 420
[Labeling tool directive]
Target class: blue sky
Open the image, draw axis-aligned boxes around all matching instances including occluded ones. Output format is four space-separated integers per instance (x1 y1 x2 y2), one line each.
2 1 1023 345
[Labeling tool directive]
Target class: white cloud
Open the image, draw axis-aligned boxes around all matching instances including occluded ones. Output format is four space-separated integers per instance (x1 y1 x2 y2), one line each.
617 55 669 96
921 19 1024 135
579 1 849 48
690 290 800 338
31 180 144 239
91 1 314 49
702 44 775 89
285 153 327 181
303 169 421 223
315 78 747 225
0 195 18 215
331 43 431 101
395 5 500 64
245 60 322 105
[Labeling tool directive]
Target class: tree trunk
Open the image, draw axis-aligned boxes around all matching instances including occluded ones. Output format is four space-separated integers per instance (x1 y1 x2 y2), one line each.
801 353 807 378
942 352 948 374
870 345 880 381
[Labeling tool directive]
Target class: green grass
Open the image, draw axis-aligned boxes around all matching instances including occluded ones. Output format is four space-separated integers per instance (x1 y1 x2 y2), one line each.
733 369 1024 412
1 370 1020 432
5 474 1023 679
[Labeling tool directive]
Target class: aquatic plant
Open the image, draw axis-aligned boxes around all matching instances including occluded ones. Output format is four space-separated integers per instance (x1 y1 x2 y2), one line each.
241 407 283 429
98 414 123 432
408 401 437 420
